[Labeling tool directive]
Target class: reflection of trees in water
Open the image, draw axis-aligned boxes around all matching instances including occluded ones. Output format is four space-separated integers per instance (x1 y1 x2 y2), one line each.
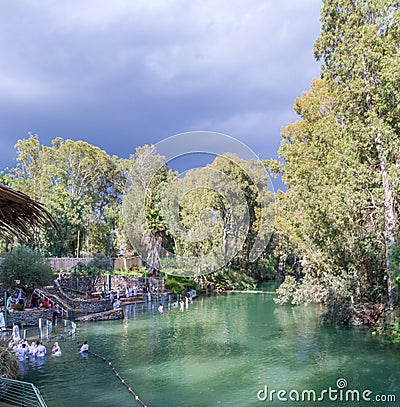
138 296 250 365
271 303 400 397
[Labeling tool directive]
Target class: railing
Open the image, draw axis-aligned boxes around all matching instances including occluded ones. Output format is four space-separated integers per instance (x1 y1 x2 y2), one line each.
1 318 76 344
33 288 71 318
0 377 48 407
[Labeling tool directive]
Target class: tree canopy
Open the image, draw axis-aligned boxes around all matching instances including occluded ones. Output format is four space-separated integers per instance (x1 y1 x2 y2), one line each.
0 246 53 292
275 0 400 307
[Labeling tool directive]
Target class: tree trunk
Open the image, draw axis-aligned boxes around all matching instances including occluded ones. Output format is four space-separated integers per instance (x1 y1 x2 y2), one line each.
375 132 397 305
147 234 161 276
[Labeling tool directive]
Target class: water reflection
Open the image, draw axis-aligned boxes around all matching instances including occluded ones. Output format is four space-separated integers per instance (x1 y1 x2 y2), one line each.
22 292 399 407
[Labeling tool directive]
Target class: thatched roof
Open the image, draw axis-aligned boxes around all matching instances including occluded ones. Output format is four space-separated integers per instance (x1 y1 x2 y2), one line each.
0 183 57 242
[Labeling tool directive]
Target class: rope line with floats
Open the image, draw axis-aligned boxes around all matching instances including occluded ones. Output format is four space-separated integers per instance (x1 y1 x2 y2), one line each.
89 351 148 407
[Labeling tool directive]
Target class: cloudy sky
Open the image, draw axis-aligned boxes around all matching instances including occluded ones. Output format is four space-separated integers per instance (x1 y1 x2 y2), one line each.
0 0 321 177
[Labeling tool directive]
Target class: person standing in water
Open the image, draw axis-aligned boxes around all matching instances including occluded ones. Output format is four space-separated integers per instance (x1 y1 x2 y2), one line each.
52 342 62 356
79 340 89 353
12 323 20 341
36 342 47 357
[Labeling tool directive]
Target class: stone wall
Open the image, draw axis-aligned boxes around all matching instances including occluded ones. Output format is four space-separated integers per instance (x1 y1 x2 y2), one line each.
95 275 143 292
70 298 112 314
6 308 53 327
75 308 124 322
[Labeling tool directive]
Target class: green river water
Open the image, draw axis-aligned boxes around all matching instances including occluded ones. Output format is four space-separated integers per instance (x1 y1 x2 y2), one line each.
22 288 399 407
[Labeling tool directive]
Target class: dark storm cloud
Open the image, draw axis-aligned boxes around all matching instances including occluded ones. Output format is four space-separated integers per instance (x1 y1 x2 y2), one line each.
0 0 321 171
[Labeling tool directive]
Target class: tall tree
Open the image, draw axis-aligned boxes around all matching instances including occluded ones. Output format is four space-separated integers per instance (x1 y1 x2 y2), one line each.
122 145 171 274
315 0 400 303
277 79 384 301
161 154 274 276
6 135 122 256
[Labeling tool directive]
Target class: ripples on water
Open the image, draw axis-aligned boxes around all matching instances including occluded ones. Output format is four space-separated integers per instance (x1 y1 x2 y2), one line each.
22 291 399 407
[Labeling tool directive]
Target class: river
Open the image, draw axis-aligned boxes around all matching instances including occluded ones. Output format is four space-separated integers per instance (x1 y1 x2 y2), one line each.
22 288 399 406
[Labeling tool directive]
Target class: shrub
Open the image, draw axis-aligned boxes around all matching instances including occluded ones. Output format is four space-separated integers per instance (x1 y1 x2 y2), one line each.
0 346 19 379
0 246 53 293
164 275 196 295
71 253 113 294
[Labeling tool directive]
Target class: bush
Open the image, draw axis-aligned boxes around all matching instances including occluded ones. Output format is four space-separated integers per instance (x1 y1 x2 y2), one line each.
0 246 53 292
164 275 196 295
253 256 278 280
388 318 400 344
204 268 256 291
71 253 113 295
390 245 400 291
113 267 147 277
0 346 19 379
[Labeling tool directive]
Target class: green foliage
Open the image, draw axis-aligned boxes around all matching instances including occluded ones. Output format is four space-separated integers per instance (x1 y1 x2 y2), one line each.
86 253 113 273
388 318 400 344
390 245 400 290
161 154 275 275
71 253 113 294
276 79 385 303
274 275 331 305
313 0 400 302
205 268 256 291
253 256 278 280
0 346 19 379
164 275 196 295
113 267 147 277
276 0 400 306
0 246 53 291
72 254 112 277
122 145 171 275
6 135 122 257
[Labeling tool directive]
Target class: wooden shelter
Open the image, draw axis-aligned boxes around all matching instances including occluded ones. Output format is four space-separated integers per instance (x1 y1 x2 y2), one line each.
0 183 57 242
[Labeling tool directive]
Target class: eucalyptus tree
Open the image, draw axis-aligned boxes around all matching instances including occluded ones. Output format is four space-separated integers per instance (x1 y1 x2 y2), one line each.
7 135 121 256
277 79 384 301
276 0 400 305
122 145 171 275
314 0 400 303
161 153 274 276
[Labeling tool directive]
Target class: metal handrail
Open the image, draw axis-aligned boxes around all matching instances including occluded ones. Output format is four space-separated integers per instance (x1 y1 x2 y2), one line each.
0 377 48 407
33 288 71 318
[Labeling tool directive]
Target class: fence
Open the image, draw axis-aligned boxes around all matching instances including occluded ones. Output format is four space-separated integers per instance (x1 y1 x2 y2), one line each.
2 318 76 344
0 377 48 407
48 257 91 271
48 256 142 271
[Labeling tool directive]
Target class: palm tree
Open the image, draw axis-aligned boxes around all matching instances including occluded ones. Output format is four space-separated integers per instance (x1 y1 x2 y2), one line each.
144 209 166 276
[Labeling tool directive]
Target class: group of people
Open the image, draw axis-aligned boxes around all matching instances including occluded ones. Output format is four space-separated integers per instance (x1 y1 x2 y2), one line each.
6 289 24 312
6 292 61 326
11 339 49 360
102 284 143 302
9 322 89 362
